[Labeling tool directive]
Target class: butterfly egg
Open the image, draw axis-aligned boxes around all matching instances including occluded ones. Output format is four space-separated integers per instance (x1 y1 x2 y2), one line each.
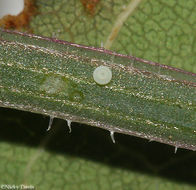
93 66 112 85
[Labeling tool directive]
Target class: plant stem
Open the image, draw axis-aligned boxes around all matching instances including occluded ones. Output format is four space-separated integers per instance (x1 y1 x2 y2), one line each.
0 29 195 150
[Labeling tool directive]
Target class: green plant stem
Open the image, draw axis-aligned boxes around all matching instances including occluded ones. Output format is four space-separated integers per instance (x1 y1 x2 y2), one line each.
0 29 195 150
